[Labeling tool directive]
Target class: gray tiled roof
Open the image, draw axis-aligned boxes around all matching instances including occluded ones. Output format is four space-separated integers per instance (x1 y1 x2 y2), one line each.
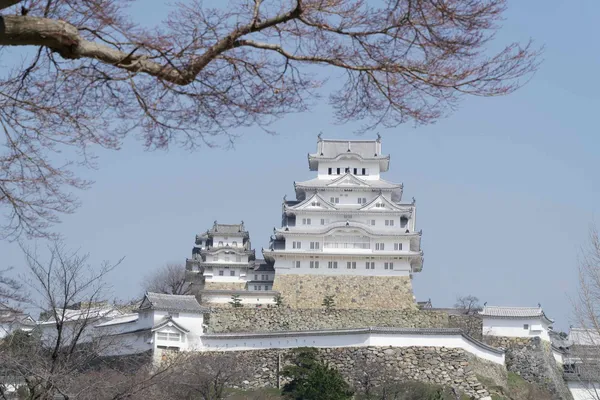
479 306 554 322
308 138 390 171
313 140 381 159
141 292 208 314
202 327 504 355
295 175 401 189
211 223 247 234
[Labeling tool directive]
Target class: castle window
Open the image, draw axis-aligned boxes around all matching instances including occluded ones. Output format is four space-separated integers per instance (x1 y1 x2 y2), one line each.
320 219 326 225
337 168 341 175
328 261 338 269
384 262 394 270
375 243 385 251
385 219 394 226
362 168 367 175
232 241 237 247
330 197 339 204
157 332 181 342
357 197 367 204
343 214 352 219
365 262 375 270
255 274 258 280
302 218 311 225
254 285 258 290
292 241 301 249
230 270 235 276
328 168 332 175
310 261 320 269
523 324 529 330
394 243 403 251
345 167 350 173
310 241 320 250
265 286 270 291
295 261 301 268
219 270 224 276
370 220 376 226
400 217 409 228
346 261 356 269
353 168 358 175
218 241 223 246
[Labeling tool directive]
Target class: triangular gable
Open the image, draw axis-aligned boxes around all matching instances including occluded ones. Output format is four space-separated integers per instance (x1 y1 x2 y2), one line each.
359 194 408 211
287 193 337 211
326 173 370 187
151 316 190 333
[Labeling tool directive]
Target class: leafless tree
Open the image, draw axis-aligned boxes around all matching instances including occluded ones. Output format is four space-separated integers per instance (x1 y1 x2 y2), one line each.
0 0 540 240
454 295 482 315
570 225 600 400
141 263 191 296
0 241 179 400
158 352 243 400
0 267 26 304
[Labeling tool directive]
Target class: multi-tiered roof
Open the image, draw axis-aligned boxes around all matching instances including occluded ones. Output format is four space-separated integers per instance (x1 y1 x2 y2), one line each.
265 136 424 275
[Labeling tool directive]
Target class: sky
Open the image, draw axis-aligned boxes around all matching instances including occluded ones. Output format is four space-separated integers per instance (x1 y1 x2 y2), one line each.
1 0 599 330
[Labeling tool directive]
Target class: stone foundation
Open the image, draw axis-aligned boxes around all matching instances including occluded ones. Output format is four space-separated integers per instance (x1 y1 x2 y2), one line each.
156 346 495 399
482 336 572 400
272 274 416 309
206 308 451 333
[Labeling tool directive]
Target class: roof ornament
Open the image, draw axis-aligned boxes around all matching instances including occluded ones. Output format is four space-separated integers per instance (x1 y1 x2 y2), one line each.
283 194 287 202
346 220 350 226
347 141 351 152
484 302 488 306
405 229 410 233
538 302 542 308
273 227 276 234
376 133 381 142
317 132 322 141
412 197 416 205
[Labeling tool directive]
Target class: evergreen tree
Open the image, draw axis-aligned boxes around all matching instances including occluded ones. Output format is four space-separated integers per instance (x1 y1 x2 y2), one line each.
281 347 353 400
322 295 335 310
229 294 242 308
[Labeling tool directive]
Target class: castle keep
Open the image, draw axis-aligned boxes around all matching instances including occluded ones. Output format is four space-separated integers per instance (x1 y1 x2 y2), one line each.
264 136 423 308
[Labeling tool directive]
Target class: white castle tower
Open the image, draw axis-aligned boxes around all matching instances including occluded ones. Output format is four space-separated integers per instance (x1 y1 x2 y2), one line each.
263 136 423 309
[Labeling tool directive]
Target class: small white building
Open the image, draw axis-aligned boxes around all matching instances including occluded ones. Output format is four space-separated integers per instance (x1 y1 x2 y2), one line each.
0 303 35 339
480 305 554 341
564 327 600 400
96 292 208 356
37 303 124 347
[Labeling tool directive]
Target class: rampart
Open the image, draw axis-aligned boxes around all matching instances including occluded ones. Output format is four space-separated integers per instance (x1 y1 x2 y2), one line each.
482 336 572 400
271 275 416 309
205 307 483 336
157 346 503 399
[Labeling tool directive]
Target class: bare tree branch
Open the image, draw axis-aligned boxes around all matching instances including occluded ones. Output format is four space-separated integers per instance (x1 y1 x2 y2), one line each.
0 0 541 240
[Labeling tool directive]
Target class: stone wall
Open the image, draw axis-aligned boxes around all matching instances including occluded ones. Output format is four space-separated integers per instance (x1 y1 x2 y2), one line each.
482 336 572 400
205 308 450 333
272 274 416 309
160 346 497 399
448 314 483 340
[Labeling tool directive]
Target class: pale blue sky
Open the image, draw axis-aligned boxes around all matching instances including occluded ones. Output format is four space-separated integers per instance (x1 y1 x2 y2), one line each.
1 1 599 330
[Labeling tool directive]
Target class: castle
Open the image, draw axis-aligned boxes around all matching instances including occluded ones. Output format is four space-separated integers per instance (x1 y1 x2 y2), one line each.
27 137 599 400
187 136 424 310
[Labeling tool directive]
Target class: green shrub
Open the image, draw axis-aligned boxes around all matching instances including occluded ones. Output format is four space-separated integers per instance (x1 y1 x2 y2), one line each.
281 347 353 400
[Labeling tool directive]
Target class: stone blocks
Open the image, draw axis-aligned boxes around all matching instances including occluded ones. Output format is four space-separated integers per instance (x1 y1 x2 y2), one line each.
272 274 416 309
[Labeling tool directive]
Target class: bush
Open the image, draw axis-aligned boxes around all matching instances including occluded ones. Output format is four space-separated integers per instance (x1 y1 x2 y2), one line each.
281 347 353 400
